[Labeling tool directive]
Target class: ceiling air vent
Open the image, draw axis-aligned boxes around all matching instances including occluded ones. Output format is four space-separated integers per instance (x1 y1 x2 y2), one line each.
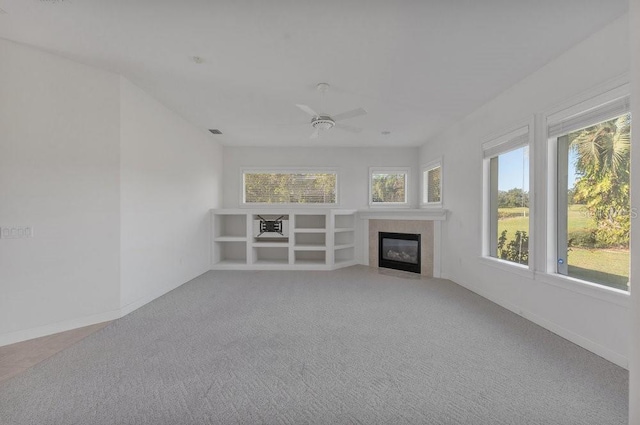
209 129 223 135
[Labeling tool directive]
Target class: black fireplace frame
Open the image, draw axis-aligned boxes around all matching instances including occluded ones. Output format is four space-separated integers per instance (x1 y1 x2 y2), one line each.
378 232 421 274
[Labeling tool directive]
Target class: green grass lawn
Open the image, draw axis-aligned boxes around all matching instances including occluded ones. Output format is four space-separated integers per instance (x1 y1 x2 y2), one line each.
497 205 629 290
567 248 629 291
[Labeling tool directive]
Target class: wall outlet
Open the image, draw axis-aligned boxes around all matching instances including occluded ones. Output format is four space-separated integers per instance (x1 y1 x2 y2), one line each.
0 226 34 239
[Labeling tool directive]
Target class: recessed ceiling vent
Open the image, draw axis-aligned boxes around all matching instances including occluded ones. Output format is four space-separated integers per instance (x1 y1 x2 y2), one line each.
209 129 223 135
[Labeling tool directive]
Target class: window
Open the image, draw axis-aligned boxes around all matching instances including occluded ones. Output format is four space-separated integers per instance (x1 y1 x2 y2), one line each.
369 168 409 206
242 170 337 205
483 126 531 266
422 160 442 205
549 95 631 291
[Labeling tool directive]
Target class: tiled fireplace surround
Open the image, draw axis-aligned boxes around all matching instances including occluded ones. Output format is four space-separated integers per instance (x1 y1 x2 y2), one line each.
368 219 435 277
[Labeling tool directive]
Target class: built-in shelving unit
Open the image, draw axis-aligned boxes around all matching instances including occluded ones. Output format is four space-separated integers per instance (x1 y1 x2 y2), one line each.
211 209 358 270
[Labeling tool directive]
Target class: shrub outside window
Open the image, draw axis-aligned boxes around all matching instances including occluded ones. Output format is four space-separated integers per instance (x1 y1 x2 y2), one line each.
369 168 409 206
243 170 337 205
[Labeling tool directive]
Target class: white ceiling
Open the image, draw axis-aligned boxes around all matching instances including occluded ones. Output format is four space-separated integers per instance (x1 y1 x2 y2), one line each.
0 0 628 147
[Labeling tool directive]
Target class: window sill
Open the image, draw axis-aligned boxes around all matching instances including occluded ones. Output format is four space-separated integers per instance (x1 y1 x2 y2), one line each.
240 203 339 208
420 203 443 209
368 203 411 208
479 256 534 279
534 272 630 307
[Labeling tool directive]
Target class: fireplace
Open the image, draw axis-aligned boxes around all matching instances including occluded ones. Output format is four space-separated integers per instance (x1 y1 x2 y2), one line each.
378 232 421 274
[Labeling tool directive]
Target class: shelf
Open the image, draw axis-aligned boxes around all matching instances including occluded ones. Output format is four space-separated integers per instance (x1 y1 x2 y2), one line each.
214 236 248 242
335 230 355 246
294 214 326 229
212 209 356 271
213 213 247 238
294 250 326 264
334 259 357 267
214 259 246 265
335 214 355 230
294 259 327 265
253 241 289 247
294 245 327 251
294 228 326 233
253 259 289 266
212 259 248 269
334 244 355 250
214 240 247 264
334 245 355 263
334 227 355 233
253 246 288 264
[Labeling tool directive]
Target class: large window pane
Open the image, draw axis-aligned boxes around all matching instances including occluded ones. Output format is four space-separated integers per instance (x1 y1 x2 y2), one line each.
557 113 630 291
243 172 337 204
489 146 529 265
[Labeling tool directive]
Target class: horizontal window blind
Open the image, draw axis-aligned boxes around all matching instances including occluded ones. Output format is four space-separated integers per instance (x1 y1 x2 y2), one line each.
548 95 630 138
243 172 337 204
483 133 529 159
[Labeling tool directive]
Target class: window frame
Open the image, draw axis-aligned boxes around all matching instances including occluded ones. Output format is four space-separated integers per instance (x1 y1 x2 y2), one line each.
545 85 631 291
240 167 340 207
421 158 443 207
368 167 411 207
481 121 534 270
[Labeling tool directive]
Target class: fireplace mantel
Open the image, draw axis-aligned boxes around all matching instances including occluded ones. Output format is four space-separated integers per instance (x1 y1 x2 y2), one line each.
358 209 447 221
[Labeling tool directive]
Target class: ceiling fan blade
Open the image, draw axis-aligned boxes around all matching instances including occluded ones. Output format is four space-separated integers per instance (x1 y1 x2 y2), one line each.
332 107 367 122
310 128 320 139
296 104 319 117
335 123 362 134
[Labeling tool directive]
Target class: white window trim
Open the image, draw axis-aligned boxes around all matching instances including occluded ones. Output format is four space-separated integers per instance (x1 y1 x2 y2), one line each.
421 158 443 207
240 167 340 207
368 166 411 207
479 256 535 279
544 84 631 290
481 118 534 271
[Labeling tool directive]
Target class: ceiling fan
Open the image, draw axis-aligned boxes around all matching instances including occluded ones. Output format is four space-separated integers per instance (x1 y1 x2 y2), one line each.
296 83 367 139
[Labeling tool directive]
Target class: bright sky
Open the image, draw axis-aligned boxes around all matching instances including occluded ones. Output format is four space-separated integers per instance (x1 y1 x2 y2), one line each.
498 146 529 191
498 145 580 191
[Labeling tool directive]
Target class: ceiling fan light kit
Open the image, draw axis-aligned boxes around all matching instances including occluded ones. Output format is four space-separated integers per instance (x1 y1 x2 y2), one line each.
311 116 335 131
296 83 367 139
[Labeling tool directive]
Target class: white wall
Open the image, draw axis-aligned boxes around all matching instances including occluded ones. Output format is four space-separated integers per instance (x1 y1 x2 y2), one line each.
419 16 631 367
222 146 420 209
119 78 222 311
629 0 639 420
0 39 121 343
0 39 223 346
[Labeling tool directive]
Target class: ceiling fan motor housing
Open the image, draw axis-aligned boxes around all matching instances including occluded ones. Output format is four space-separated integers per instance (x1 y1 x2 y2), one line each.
311 115 335 130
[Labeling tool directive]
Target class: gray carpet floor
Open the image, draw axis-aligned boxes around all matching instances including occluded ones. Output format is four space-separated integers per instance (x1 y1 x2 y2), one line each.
0 266 628 424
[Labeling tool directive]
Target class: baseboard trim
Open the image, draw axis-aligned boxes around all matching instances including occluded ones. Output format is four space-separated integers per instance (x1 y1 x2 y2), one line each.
451 276 628 369
0 268 211 348
0 309 121 348
119 269 207 316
